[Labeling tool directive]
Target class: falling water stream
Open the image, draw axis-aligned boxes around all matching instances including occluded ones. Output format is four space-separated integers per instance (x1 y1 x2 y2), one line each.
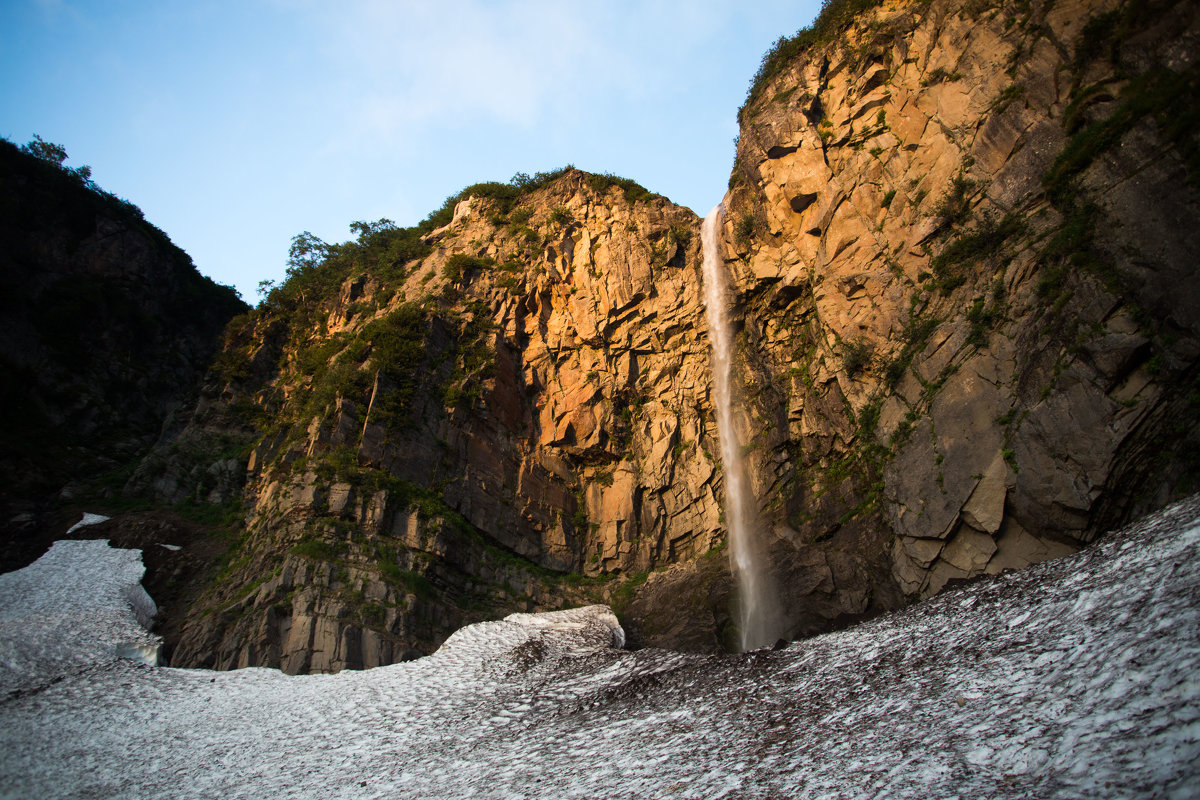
701 205 785 651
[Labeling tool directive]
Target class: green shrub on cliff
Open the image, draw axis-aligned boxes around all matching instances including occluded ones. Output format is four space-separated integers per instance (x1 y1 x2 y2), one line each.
420 167 574 232
840 337 874 376
349 218 432 282
359 303 431 423
442 254 496 284
584 173 660 204
741 0 885 118
548 206 575 226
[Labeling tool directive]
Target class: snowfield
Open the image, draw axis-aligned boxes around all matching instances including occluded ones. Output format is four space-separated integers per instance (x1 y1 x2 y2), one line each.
2 498 1199 799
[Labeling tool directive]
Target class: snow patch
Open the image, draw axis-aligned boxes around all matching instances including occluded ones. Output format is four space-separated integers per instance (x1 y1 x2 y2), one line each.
505 605 625 649
64 512 109 535
1 498 1199 798
0 539 159 695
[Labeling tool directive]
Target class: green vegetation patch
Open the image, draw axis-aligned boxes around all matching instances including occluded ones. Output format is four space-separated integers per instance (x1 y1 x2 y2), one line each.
286 289 497 427
375 546 435 599
933 175 977 229
609 571 650 616
741 0 887 118
1046 66 1200 203
839 337 874 376
965 281 1007 349
585 173 661 205
442 254 496 284
930 214 1024 295
883 314 940 390
254 168 576 329
422 167 574 231
548 207 575 226
292 538 345 562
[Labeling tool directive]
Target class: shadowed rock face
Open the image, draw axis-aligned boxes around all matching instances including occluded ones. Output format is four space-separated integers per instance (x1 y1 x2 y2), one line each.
0 139 246 567
123 0 1200 670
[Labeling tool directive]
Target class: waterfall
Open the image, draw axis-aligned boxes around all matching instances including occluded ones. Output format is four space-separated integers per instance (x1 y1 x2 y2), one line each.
701 205 785 651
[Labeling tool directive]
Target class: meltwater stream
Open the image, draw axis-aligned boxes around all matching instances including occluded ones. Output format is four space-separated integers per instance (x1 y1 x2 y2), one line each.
701 206 785 650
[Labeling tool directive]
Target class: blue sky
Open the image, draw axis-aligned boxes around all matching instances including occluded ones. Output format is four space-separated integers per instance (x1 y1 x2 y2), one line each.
2 1 821 302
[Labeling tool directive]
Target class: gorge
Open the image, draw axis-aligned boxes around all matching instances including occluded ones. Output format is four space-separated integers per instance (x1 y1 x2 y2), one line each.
0 0 1198 710
131 0 1200 669
2 0 1200 793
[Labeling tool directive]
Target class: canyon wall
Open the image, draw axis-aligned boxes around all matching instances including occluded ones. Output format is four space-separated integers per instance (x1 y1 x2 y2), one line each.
0 139 246 566
149 172 741 669
712 0 1200 626
123 0 1200 669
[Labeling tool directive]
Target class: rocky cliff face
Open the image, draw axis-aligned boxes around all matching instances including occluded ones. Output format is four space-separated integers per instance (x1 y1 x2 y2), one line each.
0 139 246 565
138 0 1200 670
713 0 1200 624
154 171 740 670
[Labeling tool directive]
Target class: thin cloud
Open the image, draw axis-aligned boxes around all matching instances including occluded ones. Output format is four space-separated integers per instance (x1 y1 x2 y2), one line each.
305 0 749 142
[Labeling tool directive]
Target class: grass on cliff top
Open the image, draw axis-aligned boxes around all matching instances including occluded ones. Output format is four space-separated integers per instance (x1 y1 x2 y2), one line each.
740 0 886 119
255 168 572 316
421 168 660 228
420 167 574 231
256 166 657 320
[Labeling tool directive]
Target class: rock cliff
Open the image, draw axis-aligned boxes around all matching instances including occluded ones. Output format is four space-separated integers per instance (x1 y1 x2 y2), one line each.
0 138 246 566
127 0 1200 669
714 0 1200 629
153 170 737 669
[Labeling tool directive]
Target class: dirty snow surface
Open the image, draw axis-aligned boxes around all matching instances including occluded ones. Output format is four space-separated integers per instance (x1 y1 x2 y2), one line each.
3 500 1200 799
